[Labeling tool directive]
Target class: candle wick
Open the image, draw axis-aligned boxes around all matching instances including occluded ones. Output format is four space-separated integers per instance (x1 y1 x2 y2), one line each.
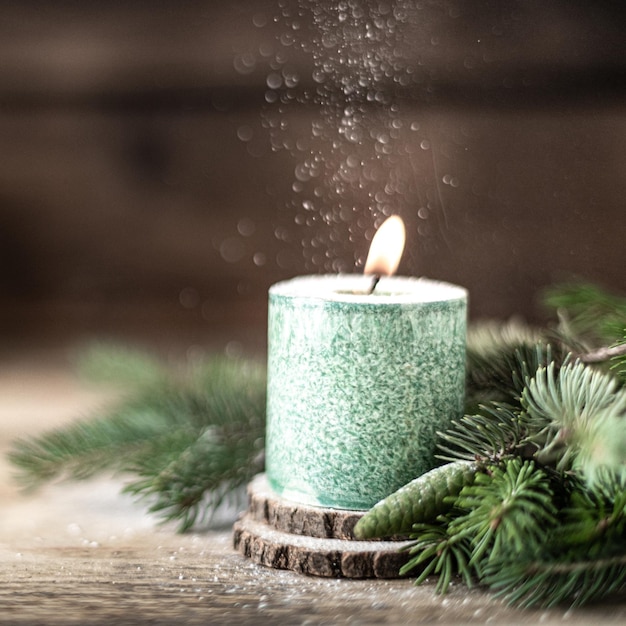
368 275 381 294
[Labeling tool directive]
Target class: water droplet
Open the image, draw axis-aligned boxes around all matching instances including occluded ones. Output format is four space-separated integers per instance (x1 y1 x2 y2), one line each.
274 226 289 241
252 13 267 28
294 163 311 182
220 238 246 263
253 252 266 266
179 287 199 309
284 72 300 88
266 73 283 89
321 33 338 48
280 32 295 47
246 142 266 158
237 218 256 236
233 53 256 75
239 280 253 297
236 126 253 142
420 139 431 150
312 69 327 83
259 42 273 57
463 56 476 69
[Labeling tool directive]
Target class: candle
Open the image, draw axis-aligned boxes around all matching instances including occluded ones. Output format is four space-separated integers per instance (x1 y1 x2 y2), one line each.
265 220 467 510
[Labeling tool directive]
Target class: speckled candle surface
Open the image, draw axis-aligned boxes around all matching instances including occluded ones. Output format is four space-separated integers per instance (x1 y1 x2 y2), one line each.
266 275 467 510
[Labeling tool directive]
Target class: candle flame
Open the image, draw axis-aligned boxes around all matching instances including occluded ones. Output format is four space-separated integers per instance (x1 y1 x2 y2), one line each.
364 215 406 276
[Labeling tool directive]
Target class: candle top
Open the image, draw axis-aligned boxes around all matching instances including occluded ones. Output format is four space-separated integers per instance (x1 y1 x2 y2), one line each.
270 275 467 304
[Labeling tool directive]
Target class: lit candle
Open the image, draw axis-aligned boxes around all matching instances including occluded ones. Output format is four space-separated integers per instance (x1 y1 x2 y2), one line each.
265 217 467 509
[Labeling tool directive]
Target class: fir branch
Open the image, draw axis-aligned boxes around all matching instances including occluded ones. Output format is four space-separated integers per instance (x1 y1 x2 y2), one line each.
437 403 523 464
8 394 176 487
401 460 558 596
449 460 557 567
558 481 626 549
466 319 544 360
484 550 626 609
401 456 626 607
8 350 266 529
443 343 567 465
465 320 541 407
465 339 566 413
400 521 474 593
125 423 264 531
521 361 626 477
405 341 626 608
609 336 626 384
542 281 626 348
124 367 265 531
581 342 626 364
73 342 170 387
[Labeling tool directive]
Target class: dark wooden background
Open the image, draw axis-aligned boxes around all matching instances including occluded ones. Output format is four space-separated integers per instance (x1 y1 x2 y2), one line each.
1 1 624 356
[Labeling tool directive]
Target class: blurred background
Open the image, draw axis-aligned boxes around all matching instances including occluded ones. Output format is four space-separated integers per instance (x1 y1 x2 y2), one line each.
1 0 624 359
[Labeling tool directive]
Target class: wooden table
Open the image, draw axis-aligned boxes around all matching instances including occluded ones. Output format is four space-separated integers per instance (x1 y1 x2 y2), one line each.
1 350 625 625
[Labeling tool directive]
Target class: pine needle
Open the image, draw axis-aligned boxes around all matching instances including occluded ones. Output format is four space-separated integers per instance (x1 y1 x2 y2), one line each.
521 361 626 477
542 281 626 347
8 349 266 530
8 395 175 487
484 551 626 609
73 342 170 387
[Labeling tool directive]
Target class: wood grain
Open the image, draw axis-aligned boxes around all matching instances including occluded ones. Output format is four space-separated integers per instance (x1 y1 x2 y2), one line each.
233 473 412 578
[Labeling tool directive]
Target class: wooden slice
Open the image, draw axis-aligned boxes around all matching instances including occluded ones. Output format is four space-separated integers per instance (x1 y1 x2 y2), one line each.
233 474 413 579
245 474 366 540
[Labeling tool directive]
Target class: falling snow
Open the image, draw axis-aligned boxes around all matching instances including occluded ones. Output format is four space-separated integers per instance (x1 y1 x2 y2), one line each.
230 1 466 273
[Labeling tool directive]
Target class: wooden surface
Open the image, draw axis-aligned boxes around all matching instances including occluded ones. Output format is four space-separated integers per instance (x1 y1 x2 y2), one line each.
1 350 626 625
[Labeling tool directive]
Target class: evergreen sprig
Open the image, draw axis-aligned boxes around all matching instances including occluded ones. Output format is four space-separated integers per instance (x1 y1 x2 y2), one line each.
450 459 558 567
400 520 474 593
400 459 558 595
610 333 626 384
542 281 626 347
8 346 266 531
522 361 626 477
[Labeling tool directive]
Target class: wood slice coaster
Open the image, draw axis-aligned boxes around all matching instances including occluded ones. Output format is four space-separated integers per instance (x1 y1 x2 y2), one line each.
233 474 412 579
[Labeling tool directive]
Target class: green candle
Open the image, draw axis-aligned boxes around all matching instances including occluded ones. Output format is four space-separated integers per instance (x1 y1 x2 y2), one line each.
266 274 467 510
